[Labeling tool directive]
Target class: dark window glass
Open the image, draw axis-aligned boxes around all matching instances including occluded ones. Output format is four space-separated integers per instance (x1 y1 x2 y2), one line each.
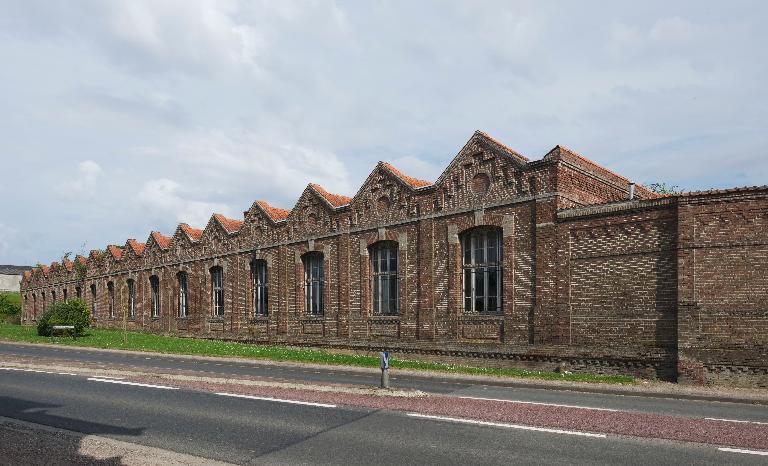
370 241 400 315
211 267 224 316
303 253 324 315
107 282 115 318
251 260 268 316
461 228 502 314
127 279 136 319
178 273 188 318
150 276 160 318
90 284 97 316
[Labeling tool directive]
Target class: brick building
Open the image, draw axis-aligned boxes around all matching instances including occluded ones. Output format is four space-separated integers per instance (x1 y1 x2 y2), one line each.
19 131 768 386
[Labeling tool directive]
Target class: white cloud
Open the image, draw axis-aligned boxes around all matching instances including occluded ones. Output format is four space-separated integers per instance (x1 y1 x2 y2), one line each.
78 160 102 184
1 1 768 265
136 178 233 228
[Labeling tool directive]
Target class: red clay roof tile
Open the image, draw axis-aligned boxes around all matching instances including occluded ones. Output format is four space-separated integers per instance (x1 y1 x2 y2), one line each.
475 130 530 162
107 245 123 260
151 232 171 249
381 162 432 188
126 239 146 255
180 223 203 241
256 201 290 221
213 214 244 233
310 184 352 207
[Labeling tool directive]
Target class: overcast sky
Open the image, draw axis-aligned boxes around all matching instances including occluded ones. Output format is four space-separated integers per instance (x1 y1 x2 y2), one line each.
1 0 766 266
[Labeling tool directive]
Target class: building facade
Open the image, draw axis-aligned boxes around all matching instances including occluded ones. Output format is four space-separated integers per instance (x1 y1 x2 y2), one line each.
0 265 28 292
20 131 768 386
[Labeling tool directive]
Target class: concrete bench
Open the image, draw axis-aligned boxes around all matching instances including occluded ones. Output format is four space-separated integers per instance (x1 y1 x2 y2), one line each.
51 325 77 340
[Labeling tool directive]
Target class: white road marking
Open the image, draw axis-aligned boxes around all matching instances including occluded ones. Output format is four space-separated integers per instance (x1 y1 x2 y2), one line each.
87 377 178 390
457 396 619 412
214 392 337 408
718 447 768 456
705 417 768 426
407 413 607 438
0 367 78 376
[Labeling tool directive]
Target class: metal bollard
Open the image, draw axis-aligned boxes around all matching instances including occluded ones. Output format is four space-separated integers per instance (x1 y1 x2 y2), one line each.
380 351 390 389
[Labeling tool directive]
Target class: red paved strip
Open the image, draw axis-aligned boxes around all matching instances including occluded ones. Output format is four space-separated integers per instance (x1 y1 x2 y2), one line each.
126 375 768 450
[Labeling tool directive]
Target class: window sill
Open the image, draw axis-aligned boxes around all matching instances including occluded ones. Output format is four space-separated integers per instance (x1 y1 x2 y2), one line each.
460 313 504 320
369 314 400 321
300 315 324 322
207 317 225 323
248 316 269 324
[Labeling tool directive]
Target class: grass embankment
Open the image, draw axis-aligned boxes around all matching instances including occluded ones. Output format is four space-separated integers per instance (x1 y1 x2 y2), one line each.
0 323 634 384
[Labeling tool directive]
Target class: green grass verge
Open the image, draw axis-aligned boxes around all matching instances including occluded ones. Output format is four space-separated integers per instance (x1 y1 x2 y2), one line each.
0 323 634 384
0 292 20 307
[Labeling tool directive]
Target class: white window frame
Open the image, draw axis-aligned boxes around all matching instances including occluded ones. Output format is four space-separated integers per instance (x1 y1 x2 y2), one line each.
211 267 224 317
150 276 160 318
370 241 399 316
251 260 268 316
178 272 188 318
303 253 324 315
462 228 503 314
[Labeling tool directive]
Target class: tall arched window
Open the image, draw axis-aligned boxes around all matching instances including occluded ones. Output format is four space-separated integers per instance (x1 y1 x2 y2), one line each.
303 252 324 315
370 241 399 315
251 260 268 316
177 272 188 318
32 293 37 318
107 282 115 318
210 267 224 317
90 284 97 317
461 227 502 314
150 275 160 318
127 279 136 319
51 290 56 303
75 286 82 299
63 288 68 302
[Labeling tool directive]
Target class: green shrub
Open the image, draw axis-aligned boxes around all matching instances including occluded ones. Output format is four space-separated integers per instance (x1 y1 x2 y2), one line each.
36 299 90 337
36 308 54 336
0 293 21 323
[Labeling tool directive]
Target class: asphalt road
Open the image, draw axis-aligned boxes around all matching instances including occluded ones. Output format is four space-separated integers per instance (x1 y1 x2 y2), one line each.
1 342 767 423
1 369 765 465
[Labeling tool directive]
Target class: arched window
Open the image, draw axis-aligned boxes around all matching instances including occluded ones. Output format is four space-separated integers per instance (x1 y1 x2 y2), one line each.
210 267 224 317
107 281 115 318
63 288 68 302
75 286 82 299
32 293 37 318
177 272 188 318
51 290 56 303
461 227 502 313
303 252 324 315
127 279 136 319
90 284 97 317
150 275 160 318
251 260 268 316
370 241 399 315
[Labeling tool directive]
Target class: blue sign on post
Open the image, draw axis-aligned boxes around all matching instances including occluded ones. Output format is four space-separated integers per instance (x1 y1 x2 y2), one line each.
380 351 390 370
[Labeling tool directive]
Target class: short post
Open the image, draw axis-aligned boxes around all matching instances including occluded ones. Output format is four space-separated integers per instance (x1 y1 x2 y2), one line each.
380 351 390 389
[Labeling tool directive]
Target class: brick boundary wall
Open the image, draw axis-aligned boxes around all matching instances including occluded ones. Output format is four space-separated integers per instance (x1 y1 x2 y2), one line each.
19 131 768 387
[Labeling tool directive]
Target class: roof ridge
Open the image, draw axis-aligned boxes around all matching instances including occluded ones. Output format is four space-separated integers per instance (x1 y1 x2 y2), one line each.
381 162 432 188
310 183 352 207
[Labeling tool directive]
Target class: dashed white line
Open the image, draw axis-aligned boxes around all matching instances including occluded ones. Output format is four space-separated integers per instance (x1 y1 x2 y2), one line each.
214 392 336 408
407 413 607 438
87 378 178 390
705 417 768 426
456 396 619 412
718 447 768 456
0 367 78 376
